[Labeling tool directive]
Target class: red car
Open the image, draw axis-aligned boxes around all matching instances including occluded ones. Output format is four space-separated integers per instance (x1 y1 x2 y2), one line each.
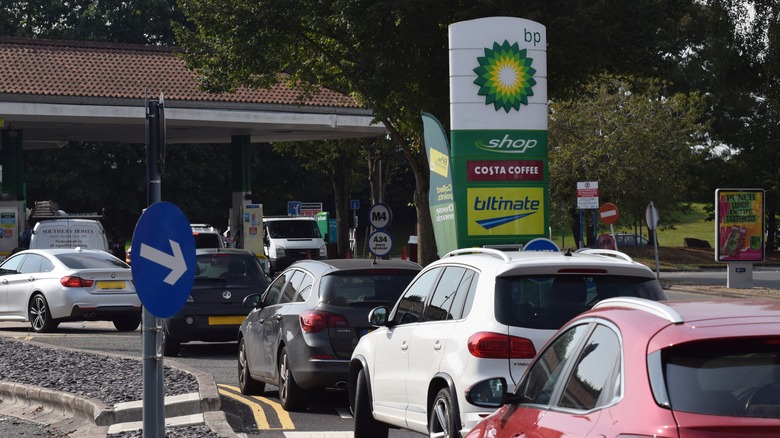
464 297 780 438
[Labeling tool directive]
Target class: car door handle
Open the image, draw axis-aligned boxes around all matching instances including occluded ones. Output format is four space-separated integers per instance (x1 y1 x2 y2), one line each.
433 340 442 351
27 276 35 282
275 314 282 320
1 279 7 284
401 341 408 351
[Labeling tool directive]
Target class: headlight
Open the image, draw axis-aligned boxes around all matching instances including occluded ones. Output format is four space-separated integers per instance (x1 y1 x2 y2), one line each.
319 245 327 257
276 246 286 257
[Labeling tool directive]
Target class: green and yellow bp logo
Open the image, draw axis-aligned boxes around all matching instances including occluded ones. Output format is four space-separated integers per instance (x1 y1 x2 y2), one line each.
473 40 536 113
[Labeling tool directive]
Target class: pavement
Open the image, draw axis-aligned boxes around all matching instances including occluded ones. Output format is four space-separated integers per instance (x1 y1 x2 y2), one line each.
0 347 238 438
1 282 778 437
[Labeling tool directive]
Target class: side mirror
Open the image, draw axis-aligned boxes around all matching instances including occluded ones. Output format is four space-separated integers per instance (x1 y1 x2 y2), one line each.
243 293 262 309
368 306 389 326
465 377 508 408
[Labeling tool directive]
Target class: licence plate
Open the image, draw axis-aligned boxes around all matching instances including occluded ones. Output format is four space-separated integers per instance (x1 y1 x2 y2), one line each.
208 316 246 325
97 281 126 290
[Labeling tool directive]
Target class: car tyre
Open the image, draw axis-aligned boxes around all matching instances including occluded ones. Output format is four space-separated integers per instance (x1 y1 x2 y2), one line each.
354 368 388 438
238 338 265 395
29 294 59 333
162 328 181 357
113 314 141 332
429 387 458 438
278 347 307 411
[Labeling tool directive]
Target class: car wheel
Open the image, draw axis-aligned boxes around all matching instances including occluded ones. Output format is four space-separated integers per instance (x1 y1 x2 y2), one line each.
354 368 388 438
238 338 265 395
113 314 141 332
162 328 181 357
429 387 458 438
278 347 307 411
29 294 59 333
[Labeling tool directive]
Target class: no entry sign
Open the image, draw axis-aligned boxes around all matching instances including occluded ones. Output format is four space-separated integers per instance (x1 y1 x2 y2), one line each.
598 203 620 225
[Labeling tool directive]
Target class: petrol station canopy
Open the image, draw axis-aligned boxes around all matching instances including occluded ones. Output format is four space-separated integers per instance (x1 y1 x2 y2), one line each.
0 37 385 150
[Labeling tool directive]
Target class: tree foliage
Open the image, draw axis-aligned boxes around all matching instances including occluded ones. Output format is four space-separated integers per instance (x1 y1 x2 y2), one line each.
173 0 701 263
548 76 708 239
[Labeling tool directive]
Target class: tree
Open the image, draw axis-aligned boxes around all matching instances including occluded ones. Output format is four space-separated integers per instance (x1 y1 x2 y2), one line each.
548 75 708 244
174 0 700 265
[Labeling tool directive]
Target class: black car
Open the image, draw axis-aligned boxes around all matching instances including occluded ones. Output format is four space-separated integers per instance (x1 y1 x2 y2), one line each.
162 248 271 356
237 258 422 411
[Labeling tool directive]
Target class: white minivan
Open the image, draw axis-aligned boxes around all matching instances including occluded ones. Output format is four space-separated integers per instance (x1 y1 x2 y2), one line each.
263 216 327 275
30 219 110 253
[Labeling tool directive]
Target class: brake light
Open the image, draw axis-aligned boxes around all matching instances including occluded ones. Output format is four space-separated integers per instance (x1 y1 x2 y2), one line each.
60 276 95 288
300 310 349 333
467 332 536 359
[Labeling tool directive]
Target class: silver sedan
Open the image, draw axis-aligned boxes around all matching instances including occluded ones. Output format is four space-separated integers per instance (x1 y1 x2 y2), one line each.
0 248 141 332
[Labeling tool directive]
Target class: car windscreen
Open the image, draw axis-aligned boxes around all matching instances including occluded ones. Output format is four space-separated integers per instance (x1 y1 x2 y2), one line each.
494 275 665 329
55 252 129 269
662 337 780 418
195 254 265 282
320 270 419 306
266 220 321 239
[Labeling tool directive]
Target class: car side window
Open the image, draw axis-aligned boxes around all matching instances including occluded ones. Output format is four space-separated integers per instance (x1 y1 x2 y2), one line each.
19 254 51 274
0 255 25 275
294 273 314 302
280 270 305 304
391 267 441 325
518 323 589 406
558 324 621 410
425 267 466 321
263 270 293 306
449 269 477 320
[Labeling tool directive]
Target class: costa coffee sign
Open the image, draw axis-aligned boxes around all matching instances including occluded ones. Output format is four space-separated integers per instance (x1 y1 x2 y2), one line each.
467 160 543 181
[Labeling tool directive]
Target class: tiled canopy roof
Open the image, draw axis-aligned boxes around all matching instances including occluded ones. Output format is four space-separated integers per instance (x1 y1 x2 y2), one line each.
0 37 360 108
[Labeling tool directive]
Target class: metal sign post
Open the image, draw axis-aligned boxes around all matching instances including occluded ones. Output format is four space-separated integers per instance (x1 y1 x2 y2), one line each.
645 201 661 280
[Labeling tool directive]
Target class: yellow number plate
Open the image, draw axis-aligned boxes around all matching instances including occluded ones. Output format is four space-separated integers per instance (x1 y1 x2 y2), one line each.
208 316 246 325
97 281 126 290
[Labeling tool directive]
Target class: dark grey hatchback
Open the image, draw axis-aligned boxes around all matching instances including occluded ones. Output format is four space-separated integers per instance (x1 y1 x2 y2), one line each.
237 258 421 411
162 248 270 357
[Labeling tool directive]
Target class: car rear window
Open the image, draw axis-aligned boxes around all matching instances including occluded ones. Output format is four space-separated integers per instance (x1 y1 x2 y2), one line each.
320 270 419 306
494 275 665 329
662 337 780 418
56 252 129 269
193 233 223 248
195 254 264 282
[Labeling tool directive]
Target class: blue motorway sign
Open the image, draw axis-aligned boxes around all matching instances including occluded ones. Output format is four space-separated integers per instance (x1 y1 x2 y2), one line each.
130 202 196 318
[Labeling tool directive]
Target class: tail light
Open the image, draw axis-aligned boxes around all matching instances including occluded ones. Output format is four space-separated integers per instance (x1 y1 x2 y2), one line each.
60 276 95 288
300 310 349 333
467 332 536 359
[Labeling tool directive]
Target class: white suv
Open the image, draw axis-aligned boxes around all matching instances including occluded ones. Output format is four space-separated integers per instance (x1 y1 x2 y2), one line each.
348 244 666 438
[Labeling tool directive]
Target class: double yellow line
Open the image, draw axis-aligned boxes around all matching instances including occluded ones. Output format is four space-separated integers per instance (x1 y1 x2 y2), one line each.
218 384 295 430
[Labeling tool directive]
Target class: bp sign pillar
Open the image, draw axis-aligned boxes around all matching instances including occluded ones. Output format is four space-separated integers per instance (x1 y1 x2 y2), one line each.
448 17 549 249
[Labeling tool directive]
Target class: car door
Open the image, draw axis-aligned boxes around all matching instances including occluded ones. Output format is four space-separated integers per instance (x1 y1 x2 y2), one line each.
404 266 468 431
6 253 53 317
532 323 620 437
0 254 26 315
371 267 442 428
261 269 305 380
483 323 591 437
244 269 295 379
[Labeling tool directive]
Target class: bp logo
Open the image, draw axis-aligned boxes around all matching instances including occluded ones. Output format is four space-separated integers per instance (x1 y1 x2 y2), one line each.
473 40 536 113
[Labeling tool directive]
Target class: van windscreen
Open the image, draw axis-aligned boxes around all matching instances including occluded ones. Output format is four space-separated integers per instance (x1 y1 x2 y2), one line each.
267 220 321 239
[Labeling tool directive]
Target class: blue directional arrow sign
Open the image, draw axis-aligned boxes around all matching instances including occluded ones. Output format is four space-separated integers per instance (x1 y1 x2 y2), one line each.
130 202 196 318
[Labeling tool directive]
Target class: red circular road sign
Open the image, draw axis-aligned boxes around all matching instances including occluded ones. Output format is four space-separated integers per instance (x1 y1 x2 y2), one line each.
598 203 620 225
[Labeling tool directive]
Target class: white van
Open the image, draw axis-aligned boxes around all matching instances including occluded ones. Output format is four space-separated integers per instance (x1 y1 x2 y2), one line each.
30 219 110 253
263 216 327 275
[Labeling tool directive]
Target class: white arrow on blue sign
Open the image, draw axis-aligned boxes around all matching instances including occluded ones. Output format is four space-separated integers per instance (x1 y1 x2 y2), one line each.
130 202 196 318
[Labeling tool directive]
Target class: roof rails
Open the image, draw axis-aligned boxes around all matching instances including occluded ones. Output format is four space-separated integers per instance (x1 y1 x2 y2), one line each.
593 297 684 324
443 247 512 262
575 248 634 263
